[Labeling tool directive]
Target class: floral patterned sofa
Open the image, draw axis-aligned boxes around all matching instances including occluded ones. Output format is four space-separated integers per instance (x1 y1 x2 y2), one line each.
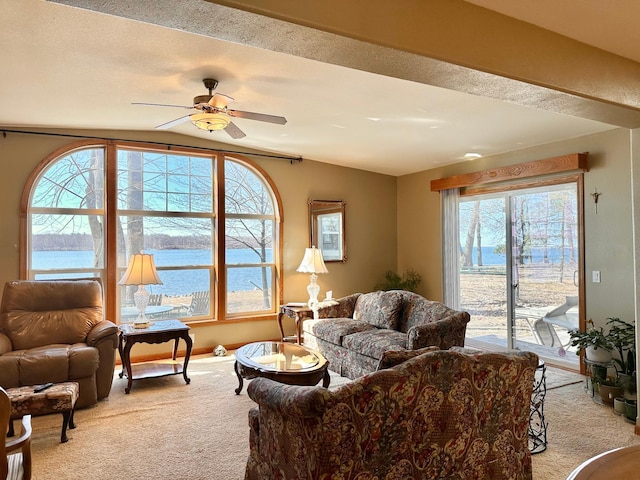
302 290 470 378
245 348 538 480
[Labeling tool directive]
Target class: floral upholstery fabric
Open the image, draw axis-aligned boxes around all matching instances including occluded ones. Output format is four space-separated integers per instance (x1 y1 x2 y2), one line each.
353 290 404 329
245 349 538 480
315 293 360 319
302 290 471 379
341 329 407 358
306 318 375 345
7 382 79 418
376 345 440 370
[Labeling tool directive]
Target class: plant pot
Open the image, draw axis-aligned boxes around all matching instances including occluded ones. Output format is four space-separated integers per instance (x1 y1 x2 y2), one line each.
625 399 637 421
614 397 626 415
599 384 624 405
585 346 613 363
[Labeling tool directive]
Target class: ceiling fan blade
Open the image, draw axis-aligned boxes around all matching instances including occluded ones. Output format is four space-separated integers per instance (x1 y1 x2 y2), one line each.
228 109 287 125
208 93 234 109
155 115 192 130
225 122 246 139
133 102 195 110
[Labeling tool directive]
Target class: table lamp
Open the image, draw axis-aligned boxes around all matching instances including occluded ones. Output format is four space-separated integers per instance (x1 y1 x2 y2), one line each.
296 246 329 319
119 253 163 328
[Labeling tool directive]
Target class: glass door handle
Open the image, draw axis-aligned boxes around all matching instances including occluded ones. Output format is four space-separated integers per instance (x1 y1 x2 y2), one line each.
573 270 579 287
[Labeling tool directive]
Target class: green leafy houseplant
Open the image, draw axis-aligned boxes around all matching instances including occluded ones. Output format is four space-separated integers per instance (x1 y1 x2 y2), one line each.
376 269 422 292
569 320 613 358
606 317 636 376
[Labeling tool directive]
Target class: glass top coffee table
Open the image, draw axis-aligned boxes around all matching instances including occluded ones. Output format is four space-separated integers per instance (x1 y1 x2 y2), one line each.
234 341 330 394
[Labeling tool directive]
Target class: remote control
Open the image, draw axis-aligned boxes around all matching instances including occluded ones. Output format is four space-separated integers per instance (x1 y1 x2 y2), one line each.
34 382 54 393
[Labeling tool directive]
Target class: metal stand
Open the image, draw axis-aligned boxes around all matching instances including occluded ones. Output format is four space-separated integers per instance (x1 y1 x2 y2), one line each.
529 359 547 454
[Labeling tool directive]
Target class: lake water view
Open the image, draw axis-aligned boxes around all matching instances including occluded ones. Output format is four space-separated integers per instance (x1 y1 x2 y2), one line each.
32 248 272 296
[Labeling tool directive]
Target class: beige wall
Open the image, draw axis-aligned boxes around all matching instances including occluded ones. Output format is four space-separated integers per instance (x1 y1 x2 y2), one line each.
3 126 636 357
398 127 635 331
0 128 397 357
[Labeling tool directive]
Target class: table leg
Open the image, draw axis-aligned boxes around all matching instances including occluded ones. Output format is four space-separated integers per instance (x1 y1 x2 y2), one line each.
234 360 244 395
122 341 134 394
172 338 179 361
295 313 303 344
118 332 125 378
182 332 192 385
277 310 286 341
322 368 331 388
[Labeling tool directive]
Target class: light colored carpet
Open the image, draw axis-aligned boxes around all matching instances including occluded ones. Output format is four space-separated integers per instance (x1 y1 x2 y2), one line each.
25 354 639 480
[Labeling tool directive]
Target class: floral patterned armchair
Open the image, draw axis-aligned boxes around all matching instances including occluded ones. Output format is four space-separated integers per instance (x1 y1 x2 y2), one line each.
245 348 538 480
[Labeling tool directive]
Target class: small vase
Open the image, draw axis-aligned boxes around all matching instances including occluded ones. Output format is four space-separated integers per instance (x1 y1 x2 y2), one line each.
625 399 637 421
614 397 626 415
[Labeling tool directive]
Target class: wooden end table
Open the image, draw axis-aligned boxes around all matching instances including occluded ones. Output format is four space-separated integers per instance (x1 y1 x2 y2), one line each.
118 319 193 394
234 341 330 394
277 304 313 344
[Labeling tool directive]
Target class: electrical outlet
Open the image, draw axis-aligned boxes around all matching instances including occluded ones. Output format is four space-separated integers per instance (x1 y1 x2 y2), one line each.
592 271 601 283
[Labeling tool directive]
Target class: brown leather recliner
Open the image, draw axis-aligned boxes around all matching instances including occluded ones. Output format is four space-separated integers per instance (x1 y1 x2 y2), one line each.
0 279 118 408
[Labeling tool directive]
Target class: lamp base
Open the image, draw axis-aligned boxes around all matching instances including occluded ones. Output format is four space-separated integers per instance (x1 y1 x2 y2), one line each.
133 321 151 329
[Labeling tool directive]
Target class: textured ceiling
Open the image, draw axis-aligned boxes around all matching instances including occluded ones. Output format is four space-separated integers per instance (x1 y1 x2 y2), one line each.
2 0 638 175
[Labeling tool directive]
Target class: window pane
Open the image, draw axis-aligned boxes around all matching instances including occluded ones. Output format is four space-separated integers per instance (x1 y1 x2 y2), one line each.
35 272 101 280
225 160 274 215
31 214 104 269
227 266 273 313
119 268 211 321
117 216 212 266
226 219 273 264
117 150 212 213
32 148 104 209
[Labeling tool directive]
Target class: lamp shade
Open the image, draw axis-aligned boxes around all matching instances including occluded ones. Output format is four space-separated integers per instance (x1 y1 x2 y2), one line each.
296 246 329 274
119 253 163 286
190 112 231 131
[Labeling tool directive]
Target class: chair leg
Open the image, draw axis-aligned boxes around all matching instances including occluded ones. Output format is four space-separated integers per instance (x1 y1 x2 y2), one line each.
7 418 15 437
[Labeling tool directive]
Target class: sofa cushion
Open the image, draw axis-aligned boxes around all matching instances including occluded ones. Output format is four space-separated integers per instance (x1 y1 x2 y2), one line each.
353 291 403 330
0 279 103 350
376 345 440 371
304 318 375 345
342 329 407 359
397 291 458 332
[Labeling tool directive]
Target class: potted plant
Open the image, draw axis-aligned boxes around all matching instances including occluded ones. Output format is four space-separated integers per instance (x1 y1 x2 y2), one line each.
376 269 422 292
569 319 613 363
598 376 625 405
606 317 636 394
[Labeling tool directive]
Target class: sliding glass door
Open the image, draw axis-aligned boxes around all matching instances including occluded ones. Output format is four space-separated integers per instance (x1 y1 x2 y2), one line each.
460 182 581 367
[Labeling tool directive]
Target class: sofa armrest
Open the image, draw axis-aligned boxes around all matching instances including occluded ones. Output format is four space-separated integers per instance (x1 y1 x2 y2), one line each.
407 311 470 350
316 293 360 319
86 320 119 347
247 377 330 418
0 332 12 354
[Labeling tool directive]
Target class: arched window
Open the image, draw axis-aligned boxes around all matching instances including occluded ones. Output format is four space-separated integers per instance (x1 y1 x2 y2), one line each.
23 141 282 323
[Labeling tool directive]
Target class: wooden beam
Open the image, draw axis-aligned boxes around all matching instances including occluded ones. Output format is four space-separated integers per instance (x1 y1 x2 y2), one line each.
430 153 588 191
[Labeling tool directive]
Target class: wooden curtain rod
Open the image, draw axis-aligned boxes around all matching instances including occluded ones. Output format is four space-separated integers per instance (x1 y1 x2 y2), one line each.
430 153 588 191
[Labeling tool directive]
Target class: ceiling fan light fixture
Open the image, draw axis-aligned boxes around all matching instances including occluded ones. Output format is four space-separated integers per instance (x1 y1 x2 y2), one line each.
191 112 231 131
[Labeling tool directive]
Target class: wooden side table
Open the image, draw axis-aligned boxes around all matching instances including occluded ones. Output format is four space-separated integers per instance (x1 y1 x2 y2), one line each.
118 319 193 394
277 304 313 344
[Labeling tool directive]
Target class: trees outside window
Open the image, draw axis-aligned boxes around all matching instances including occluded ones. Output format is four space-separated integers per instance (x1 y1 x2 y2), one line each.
25 141 282 323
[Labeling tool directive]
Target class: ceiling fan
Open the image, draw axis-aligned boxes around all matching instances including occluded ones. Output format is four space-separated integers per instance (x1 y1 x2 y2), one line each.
132 78 287 139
